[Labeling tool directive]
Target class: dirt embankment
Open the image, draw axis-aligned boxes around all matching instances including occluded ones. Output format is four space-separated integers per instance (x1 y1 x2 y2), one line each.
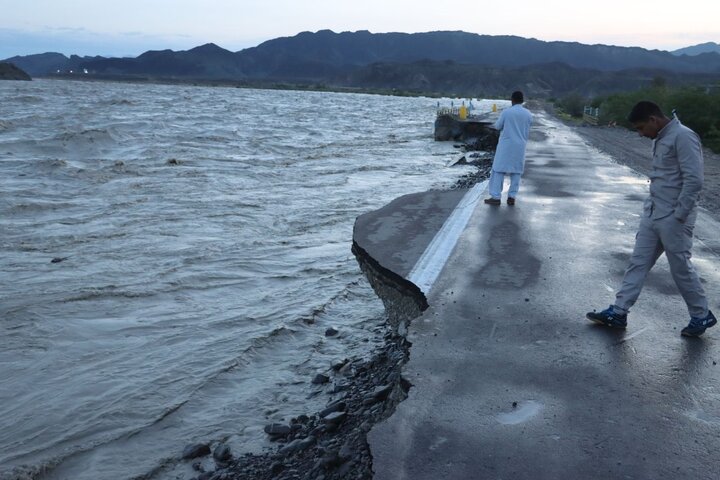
572 124 720 220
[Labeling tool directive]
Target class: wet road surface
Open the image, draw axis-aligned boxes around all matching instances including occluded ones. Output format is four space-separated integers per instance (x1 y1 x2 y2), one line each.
356 113 720 479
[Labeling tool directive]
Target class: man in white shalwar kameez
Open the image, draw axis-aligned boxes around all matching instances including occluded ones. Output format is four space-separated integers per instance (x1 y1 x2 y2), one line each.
484 91 533 206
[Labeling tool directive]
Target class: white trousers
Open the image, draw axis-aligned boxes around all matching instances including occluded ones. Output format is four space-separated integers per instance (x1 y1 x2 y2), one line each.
488 170 521 199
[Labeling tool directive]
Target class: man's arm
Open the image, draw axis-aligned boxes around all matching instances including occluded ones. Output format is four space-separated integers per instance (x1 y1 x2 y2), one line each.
674 129 704 222
493 110 506 131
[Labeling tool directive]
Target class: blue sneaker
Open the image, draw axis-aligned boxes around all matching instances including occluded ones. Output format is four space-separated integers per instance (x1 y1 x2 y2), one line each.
586 305 627 329
681 310 717 337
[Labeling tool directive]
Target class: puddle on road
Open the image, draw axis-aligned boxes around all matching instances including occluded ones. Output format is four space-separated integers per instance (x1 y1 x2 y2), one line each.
495 400 544 425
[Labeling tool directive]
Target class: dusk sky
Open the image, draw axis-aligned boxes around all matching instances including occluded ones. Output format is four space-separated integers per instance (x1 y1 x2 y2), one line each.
1 0 718 59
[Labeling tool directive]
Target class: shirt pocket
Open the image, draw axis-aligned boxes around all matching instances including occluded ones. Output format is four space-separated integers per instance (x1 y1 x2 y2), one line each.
654 143 676 166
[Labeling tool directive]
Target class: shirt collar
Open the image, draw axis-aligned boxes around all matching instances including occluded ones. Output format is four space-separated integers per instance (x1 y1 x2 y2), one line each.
656 117 677 140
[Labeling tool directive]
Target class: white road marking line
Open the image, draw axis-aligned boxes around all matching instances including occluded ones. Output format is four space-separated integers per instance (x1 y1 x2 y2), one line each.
408 180 488 294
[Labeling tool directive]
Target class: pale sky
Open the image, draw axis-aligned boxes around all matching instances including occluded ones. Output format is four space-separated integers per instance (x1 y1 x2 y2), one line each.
1 0 718 59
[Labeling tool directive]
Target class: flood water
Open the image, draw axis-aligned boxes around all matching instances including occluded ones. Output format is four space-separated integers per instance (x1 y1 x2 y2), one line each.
0 79 490 479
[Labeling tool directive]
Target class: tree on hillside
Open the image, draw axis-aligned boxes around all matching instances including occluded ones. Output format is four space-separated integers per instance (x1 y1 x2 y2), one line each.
597 86 720 153
557 93 586 117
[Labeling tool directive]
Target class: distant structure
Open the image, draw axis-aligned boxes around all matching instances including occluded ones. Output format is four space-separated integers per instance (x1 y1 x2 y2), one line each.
583 106 600 125
434 104 499 149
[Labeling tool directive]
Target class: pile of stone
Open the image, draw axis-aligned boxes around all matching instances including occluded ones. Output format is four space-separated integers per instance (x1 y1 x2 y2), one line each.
451 148 494 189
180 332 411 480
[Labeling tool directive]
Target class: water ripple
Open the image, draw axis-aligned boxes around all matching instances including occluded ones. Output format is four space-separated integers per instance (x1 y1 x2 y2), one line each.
0 79 483 479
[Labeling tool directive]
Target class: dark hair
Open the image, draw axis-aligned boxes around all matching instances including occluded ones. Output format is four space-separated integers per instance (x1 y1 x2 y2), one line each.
511 91 524 103
628 101 664 123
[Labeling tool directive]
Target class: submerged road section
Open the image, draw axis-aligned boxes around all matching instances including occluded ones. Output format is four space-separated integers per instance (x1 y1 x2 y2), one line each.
354 113 720 479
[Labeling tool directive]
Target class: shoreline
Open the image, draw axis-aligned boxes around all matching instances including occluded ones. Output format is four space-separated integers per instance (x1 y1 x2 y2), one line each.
34 74 448 99
172 147 493 480
176 244 431 480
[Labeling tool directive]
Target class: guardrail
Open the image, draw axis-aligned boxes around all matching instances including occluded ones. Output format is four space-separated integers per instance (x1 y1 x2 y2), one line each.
583 106 600 125
437 102 498 120
437 107 462 116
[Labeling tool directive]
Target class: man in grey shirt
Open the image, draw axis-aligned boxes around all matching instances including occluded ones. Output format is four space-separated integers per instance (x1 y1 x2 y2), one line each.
587 101 716 336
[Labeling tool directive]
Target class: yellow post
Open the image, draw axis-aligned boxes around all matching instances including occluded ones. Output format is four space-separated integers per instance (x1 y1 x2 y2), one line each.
492 103 497 113
459 104 468 120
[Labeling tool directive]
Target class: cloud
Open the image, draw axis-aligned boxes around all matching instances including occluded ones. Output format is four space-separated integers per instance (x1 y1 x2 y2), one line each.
0 25 268 60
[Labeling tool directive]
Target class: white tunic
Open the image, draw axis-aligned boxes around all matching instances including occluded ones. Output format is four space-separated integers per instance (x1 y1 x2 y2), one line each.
492 104 533 174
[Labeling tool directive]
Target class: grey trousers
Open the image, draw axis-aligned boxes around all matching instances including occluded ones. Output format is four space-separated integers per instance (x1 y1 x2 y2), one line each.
615 213 708 319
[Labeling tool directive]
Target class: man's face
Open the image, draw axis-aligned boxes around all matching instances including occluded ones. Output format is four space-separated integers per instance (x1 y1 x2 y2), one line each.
632 116 662 139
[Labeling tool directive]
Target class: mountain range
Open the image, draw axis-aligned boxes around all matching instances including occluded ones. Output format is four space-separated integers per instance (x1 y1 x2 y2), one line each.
672 42 720 56
4 31 720 97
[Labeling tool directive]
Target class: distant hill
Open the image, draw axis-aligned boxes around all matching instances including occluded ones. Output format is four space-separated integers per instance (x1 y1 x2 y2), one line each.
339 60 720 97
236 30 720 76
4 30 720 96
672 42 720 56
2 52 105 76
80 43 245 78
0 62 31 80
